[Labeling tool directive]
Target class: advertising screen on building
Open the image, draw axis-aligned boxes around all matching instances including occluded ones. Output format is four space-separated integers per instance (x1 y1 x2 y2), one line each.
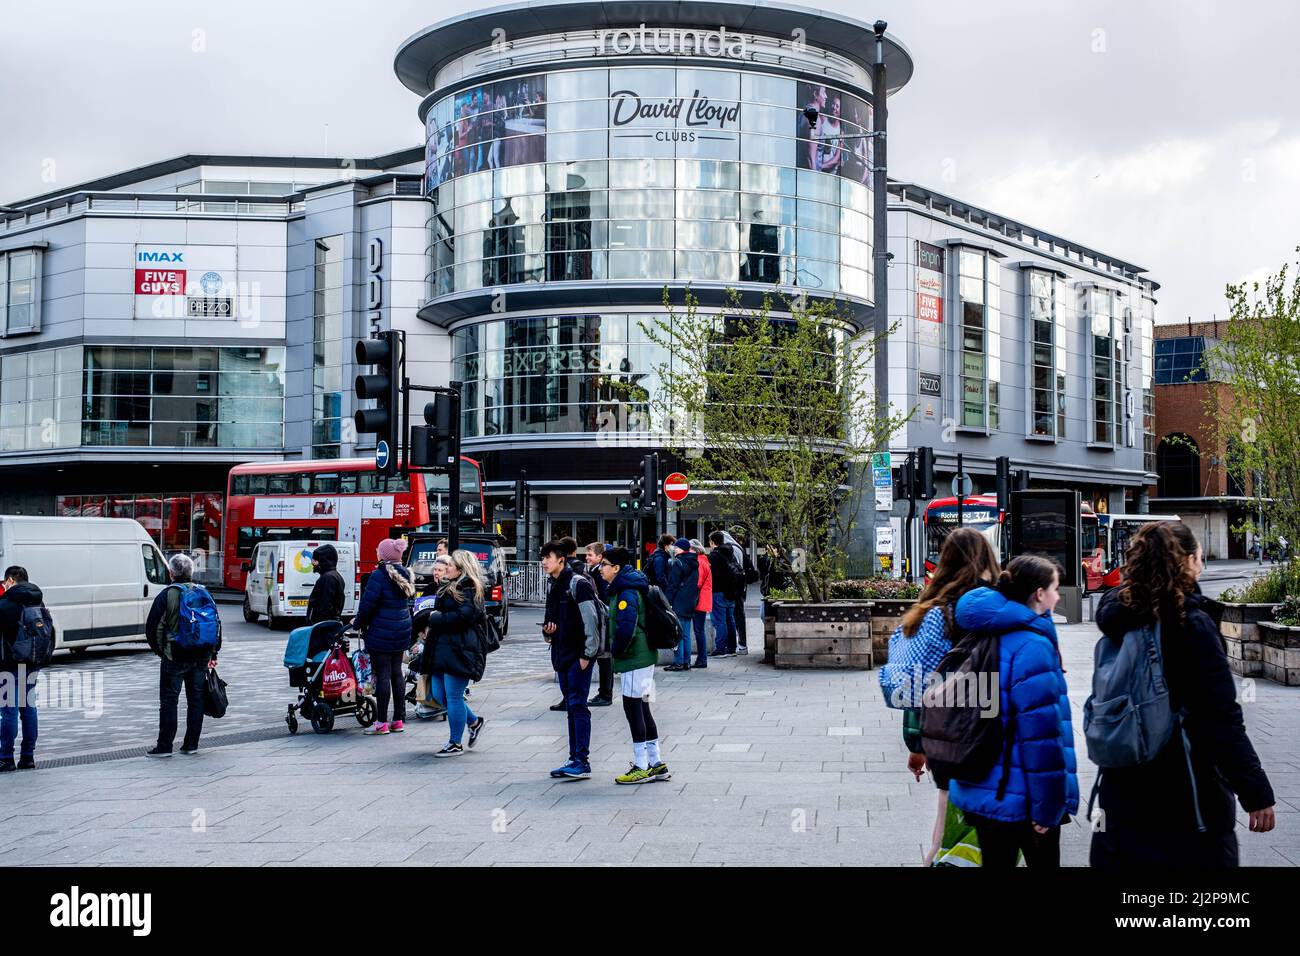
429 73 547 187
134 245 238 320
795 81 872 186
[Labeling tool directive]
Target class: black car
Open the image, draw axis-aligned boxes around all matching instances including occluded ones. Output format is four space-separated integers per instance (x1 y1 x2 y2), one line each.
403 532 509 635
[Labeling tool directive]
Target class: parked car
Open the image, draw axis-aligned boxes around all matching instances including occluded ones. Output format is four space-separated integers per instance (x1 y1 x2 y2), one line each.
243 539 358 628
403 532 509 635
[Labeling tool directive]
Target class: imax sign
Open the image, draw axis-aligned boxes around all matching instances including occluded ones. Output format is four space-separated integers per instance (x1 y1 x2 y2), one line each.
137 250 184 263
597 24 749 59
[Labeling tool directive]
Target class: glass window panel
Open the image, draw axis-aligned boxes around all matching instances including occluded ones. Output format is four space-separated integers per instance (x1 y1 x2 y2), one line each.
548 68 609 101
743 73 795 106
609 250 673 279
677 190 738 220
677 220 739 251
796 169 838 203
608 220 674 249
675 159 739 190
797 199 839 234
547 160 607 191
546 130 607 163
610 158 674 188
741 163 796 195
609 189 674 219
796 229 837 262
676 251 739 282
960 274 984 304
495 163 546 197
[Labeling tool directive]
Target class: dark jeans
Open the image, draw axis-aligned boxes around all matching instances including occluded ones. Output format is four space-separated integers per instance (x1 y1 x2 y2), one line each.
158 658 207 752
967 813 1062 868
0 666 38 759
557 659 594 764
595 655 613 700
735 595 748 648
371 650 405 723
711 596 736 653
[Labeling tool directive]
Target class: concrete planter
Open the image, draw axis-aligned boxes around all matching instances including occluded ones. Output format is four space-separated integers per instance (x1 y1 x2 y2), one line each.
1257 621 1300 686
1203 599 1279 678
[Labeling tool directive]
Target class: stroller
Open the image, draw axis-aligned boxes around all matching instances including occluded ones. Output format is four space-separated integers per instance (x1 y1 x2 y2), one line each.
283 620 377 734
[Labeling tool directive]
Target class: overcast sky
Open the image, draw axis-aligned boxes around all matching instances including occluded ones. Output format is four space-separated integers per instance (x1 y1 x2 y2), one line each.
2 0 1296 325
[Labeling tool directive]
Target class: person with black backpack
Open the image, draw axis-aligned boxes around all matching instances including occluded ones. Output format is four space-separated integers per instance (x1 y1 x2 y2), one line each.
1088 521 1275 867
940 555 1079 867
707 531 744 657
0 566 52 771
541 540 604 780
598 547 671 785
145 553 222 758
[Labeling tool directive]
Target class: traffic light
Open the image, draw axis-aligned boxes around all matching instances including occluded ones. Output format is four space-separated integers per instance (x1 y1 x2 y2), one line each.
641 454 659 515
899 455 915 500
355 331 401 476
995 456 1011 513
618 497 633 513
514 475 528 519
1013 468 1031 492
916 446 936 500
409 393 458 469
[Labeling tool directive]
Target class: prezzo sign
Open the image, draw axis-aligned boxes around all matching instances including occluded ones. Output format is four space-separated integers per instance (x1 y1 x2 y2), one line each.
134 244 237 320
597 24 749 59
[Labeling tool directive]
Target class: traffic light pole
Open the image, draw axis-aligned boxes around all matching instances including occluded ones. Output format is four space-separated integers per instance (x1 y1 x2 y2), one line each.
401 380 462 553
904 450 917 583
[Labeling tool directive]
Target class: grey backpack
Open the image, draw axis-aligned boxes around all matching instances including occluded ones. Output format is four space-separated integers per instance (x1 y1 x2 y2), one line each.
1084 621 1176 767
1083 620 1205 830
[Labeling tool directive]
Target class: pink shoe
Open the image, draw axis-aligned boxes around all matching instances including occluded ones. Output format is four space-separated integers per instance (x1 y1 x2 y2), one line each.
390 720 405 733
364 722 390 736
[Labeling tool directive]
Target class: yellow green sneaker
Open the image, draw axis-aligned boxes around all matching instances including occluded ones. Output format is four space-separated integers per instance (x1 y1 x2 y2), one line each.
615 763 654 785
647 762 672 782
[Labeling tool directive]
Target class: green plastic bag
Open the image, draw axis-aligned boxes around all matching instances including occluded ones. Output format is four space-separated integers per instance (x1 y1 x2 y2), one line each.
933 800 982 867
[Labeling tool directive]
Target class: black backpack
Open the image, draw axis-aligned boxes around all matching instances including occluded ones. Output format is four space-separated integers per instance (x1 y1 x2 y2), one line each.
11 604 55 669
642 585 682 650
919 632 1014 795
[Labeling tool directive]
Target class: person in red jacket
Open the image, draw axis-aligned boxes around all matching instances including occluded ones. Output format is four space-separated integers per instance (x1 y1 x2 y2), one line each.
692 540 713 669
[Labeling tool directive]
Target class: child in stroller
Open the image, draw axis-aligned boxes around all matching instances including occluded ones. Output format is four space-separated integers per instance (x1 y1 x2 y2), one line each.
283 620 377 734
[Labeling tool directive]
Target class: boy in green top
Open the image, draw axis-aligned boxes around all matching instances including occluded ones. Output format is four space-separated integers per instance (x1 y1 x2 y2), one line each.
598 547 670 784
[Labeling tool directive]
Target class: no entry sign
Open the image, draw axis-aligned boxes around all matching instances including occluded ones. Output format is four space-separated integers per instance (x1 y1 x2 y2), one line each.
663 472 690 502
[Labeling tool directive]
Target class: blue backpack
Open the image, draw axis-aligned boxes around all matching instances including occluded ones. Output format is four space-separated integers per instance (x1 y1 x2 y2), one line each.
170 583 221 653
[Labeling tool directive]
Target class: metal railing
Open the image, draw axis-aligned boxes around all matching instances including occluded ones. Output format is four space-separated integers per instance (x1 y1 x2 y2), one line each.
506 561 549 606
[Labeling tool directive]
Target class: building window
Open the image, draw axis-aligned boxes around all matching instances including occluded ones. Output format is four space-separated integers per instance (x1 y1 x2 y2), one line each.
1026 269 1066 440
1153 336 1207 384
313 236 345 459
1157 434 1199 498
1139 296 1156 473
82 346 284 448
0 248 42 337
0 344 81 451
1088 287 1123 446
957 248 1000 430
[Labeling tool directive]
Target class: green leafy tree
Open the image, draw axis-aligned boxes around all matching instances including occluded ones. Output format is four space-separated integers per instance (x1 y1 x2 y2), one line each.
638 289 910 602
1203 251 1300 548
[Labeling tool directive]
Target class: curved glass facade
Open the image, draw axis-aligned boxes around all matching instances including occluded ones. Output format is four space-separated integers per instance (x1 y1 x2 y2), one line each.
451 312 847 440
424 67 874 301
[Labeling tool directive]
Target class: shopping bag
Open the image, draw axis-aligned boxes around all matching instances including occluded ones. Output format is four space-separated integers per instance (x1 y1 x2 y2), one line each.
932 800 982 867
202 667 229 719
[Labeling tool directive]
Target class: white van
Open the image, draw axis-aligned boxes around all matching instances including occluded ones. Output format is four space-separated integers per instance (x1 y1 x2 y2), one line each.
0 515 172 653
242 540 358 627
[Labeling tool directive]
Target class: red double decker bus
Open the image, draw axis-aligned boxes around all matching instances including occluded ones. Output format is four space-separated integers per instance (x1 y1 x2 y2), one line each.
922 494 1103 592
223 457 484 590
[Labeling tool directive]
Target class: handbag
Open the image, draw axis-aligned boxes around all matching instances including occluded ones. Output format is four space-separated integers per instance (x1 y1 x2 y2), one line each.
202 667 229 719
480 613 503 654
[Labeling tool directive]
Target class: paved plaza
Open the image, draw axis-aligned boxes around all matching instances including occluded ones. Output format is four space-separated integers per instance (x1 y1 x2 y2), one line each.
2 572 1297 867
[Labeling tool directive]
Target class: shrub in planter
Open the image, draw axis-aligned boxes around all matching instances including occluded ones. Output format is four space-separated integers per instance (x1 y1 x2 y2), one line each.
1209 563 1297 678
827 578 922 601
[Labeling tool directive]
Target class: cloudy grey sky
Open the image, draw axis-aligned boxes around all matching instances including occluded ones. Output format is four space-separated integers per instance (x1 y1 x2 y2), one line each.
2 0 1296 325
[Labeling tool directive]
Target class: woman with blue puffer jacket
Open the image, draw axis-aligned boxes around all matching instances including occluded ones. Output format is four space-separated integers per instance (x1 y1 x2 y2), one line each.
947 554 1079 868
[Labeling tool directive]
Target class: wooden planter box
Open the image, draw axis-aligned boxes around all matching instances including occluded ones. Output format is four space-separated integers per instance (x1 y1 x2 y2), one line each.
1204 600 1279 678
762 599 779 665
769 600 872 669
1258 621 1300 686
867 598 920 667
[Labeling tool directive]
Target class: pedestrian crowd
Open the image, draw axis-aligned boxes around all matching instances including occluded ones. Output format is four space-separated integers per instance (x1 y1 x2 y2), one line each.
880 520 1276 868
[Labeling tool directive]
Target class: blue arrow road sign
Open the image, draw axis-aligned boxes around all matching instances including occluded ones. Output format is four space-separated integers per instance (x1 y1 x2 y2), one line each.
376 440 390 470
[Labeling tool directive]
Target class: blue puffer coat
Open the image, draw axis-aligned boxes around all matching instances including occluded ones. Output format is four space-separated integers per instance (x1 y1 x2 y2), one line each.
355 561 416 653
947 586 1080 826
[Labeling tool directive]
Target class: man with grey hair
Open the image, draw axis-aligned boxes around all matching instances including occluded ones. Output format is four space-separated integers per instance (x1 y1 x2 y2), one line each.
144 552 222 757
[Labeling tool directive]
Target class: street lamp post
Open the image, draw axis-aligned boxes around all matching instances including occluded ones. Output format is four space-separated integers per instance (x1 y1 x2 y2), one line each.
803 20 891 573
